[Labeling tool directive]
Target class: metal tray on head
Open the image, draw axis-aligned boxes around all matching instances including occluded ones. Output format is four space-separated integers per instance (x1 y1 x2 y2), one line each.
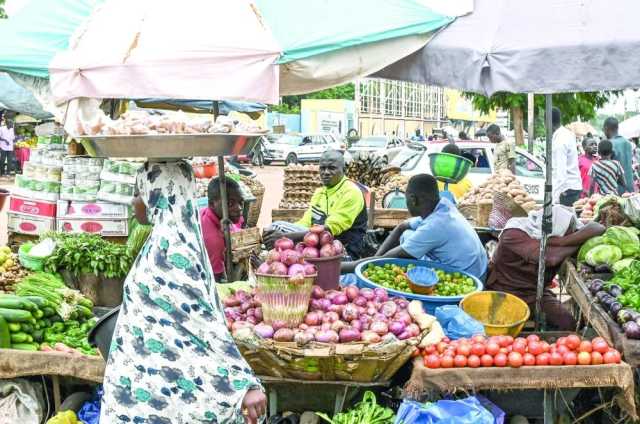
78 133 262 158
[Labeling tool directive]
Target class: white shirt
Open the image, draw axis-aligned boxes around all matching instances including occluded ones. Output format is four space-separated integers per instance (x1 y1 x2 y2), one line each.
551 126 582 203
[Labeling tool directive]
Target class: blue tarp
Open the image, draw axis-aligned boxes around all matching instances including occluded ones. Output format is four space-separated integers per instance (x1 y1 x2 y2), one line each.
135 99 265 115
0 73 51 119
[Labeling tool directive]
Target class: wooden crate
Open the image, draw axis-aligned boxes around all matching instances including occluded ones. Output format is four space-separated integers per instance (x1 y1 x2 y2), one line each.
230 227 261 263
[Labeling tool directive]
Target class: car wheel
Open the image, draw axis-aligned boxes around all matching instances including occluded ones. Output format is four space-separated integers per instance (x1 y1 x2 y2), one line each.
263 160 272 165
285 153 298 165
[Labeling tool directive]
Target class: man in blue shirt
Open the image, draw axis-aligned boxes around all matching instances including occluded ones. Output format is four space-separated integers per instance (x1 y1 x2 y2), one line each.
341 174 488 280
604 117 635 193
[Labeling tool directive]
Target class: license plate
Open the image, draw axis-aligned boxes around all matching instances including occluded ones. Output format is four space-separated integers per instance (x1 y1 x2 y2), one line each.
524 184 540 195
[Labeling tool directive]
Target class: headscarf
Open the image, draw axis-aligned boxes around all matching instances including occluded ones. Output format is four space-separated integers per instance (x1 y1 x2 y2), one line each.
101 160 261 424
503 204 583 240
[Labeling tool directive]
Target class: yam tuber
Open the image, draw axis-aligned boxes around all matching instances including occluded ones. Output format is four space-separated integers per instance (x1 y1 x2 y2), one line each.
408 300 436 330
419 321 445 348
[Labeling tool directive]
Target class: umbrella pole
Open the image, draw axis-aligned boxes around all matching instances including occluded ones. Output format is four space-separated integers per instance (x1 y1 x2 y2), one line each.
535 94 554 331
218 155 234 281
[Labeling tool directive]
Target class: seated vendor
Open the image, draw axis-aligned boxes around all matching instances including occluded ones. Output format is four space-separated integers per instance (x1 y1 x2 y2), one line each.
342 174 488 280
264 150 367 259
486 205 605 330
437 143 473 202
200 177 244 281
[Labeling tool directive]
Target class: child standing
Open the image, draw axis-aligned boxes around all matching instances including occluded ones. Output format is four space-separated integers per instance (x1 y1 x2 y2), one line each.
589 139 626 196
578 137 598 196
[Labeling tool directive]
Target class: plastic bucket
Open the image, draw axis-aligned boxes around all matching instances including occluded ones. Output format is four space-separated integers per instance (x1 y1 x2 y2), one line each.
88 305 120 359
305 255 342 291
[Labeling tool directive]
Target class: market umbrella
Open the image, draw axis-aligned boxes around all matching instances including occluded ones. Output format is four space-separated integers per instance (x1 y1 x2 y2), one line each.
566 121 597 138
619 115 640 139
376 0 640 329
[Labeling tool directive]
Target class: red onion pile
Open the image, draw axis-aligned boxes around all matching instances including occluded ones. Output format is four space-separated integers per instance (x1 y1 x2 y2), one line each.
256 236 318 279
225 284 422 345
299 224 344 259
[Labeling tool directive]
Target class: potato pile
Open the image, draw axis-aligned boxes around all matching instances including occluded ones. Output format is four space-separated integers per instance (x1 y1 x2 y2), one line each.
573 194 602 220
279 164 322 209
373 174 410 207
459 170 538 211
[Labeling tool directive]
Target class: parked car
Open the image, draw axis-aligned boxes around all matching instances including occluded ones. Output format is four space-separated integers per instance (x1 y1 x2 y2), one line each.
391 141 545 202
263 133 347 165
348 136 405 165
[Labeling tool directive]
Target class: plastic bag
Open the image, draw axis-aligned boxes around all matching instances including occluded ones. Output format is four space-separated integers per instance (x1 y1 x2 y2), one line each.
395 396 495 424
77 386 102 424
435 305 485 340
0 378 45 423
623 195 640 226
47 410 80 424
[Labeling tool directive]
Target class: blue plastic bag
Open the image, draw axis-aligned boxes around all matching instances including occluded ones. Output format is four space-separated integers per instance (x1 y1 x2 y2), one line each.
339 273 359 287
77 386 102 424
435 305 485 340
395 396 495 424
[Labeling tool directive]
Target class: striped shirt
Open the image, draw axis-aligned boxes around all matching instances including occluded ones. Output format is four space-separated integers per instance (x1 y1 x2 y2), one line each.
589 159 624 195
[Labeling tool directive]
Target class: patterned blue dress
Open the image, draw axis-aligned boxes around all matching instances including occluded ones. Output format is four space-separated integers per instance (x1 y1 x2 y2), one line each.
101 161 261 423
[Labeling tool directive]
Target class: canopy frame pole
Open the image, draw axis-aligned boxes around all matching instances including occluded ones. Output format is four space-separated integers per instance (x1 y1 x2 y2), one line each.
528 93 535 153
218 154 234 281
535 94 554 331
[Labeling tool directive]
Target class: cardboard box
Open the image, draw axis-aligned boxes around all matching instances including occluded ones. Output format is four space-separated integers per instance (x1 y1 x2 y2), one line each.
11 186 60 202
10 196 57 218
57 218 128 237
8 212 56 235
57 200 129 220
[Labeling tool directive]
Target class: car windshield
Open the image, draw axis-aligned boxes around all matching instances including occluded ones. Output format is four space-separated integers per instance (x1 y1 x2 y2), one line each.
274 135 303 146
391 144 426 170
353 137 387 148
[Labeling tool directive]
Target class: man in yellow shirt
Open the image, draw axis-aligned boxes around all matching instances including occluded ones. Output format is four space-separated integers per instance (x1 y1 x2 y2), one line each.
437 143 473 201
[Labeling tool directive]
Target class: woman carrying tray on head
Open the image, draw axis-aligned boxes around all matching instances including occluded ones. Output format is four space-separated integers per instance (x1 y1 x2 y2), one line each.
102 160 266 424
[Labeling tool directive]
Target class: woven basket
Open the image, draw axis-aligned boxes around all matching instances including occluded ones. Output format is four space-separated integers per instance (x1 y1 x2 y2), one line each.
476 201 493 227
458 204 478 224
488 193 528 230
233 328 425 382
256 273 316 328
246 185 265 228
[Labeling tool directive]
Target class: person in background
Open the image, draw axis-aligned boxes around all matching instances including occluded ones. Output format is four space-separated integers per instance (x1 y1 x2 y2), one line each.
589 139 626 196
0 117 15 177
631 137 640 191
437 143 473 202
578 137 598 196
487 205 605 330
604 117 635 193
458 131 470 140
411 129 426 142
550 107 583 206
264 150 367 259
487 124 516 174
200 177 245 282
341 174 488 280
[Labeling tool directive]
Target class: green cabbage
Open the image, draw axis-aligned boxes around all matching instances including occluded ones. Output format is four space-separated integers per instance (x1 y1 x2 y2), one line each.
585 245 623 267
612 258 637 273
578 236 607 263
603 226 640 257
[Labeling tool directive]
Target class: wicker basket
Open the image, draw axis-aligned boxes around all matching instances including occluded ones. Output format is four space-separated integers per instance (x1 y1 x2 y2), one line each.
256 273 316 328
476 201 493 227
233 329 425 382
458 204 478 223
246 185 265 228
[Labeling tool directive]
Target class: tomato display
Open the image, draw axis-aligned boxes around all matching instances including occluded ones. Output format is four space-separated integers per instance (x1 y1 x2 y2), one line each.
419 334 622 368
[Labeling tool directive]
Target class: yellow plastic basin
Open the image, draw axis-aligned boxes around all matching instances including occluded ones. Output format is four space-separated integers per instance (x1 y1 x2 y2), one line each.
460 291 530 337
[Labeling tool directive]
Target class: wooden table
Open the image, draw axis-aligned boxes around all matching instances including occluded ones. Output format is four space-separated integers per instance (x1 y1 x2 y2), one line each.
272 208 409 229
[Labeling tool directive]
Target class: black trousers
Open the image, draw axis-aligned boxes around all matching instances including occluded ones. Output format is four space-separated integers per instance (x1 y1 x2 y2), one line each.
0 150 14 176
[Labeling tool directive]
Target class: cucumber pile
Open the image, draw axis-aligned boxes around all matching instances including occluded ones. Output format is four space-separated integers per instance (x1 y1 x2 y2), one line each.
0 272 98 355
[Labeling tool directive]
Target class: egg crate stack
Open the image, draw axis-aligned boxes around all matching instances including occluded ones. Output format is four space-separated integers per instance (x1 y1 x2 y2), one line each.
280 164 322 209
459 171 538 212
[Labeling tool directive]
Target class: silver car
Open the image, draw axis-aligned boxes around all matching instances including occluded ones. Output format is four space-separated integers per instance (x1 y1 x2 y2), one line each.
264 133 346 165
348 136 405 165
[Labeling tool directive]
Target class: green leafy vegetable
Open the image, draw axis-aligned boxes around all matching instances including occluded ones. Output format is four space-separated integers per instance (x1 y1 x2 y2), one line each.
578 236 607 263
316 391 394 424
603 226 640 257
586 245 622 267
613 258 636 274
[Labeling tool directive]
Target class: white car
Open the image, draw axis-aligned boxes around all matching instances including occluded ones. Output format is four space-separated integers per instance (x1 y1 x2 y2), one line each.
348 136 405 165
391 141 546 202
263 133 347 165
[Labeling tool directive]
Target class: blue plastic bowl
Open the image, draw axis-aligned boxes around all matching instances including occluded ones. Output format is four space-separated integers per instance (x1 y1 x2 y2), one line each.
406 267 438 294
354 258 483 315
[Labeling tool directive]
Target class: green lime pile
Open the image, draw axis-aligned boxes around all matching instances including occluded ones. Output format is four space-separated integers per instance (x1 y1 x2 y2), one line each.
362 263 476 296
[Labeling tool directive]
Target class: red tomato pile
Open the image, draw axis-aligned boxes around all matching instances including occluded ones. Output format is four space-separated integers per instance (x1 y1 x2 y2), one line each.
420 334 622 369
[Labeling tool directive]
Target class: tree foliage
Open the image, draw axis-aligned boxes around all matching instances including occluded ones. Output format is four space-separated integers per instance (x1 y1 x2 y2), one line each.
270 83 355 114
0 0 6 19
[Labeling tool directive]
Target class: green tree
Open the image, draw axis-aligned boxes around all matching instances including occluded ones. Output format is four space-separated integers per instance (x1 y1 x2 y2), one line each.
464 92 618 146
0 0 6 19
269 83 355 114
